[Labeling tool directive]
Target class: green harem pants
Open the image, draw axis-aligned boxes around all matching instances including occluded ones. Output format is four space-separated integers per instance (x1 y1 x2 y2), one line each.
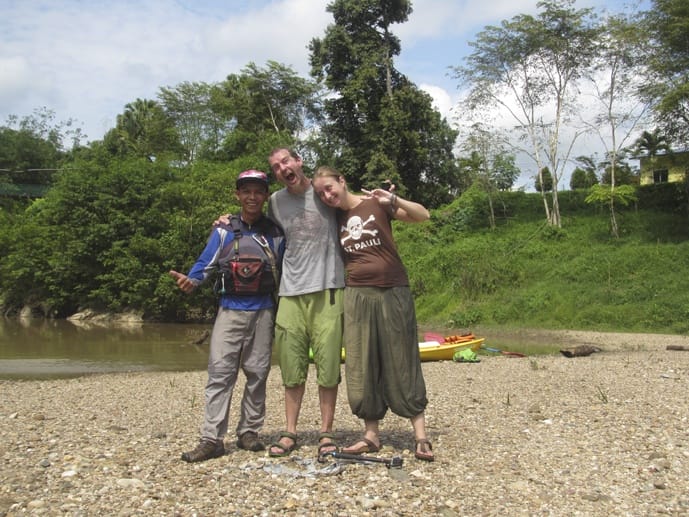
343 286 428 421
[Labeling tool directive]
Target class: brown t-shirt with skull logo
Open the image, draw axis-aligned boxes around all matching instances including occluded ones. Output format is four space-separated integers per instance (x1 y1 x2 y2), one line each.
336 198 409 287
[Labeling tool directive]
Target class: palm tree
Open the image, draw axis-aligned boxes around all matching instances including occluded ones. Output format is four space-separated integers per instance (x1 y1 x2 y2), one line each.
113 98 179 160
632 128 671 157
116 98 158 156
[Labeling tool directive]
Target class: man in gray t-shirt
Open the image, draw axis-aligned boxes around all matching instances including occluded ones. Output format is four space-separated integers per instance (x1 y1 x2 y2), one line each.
268 185 343 296
265 148 345 458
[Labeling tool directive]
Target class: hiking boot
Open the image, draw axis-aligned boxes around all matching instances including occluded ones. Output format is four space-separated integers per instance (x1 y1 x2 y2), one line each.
181 440 224 463
236 431 265 452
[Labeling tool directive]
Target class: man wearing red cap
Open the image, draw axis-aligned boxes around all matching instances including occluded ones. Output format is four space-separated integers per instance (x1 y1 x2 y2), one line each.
215 151 345 458
170 170 284 462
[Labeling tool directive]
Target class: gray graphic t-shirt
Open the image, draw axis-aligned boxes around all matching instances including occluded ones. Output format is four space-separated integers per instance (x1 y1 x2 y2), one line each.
268 184 345 296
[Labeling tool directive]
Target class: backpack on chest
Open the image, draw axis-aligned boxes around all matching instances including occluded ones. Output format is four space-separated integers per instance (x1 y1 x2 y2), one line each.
215 217 277 296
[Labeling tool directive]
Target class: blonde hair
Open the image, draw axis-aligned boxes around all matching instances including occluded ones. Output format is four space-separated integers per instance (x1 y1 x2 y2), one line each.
313 165 342 181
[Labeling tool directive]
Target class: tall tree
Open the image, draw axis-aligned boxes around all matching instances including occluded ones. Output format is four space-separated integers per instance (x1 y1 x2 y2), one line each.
632 128 672 157
309 0 460 207
158 81 230 163
0 108 81 185
105 98 180 160
599 151 637 186
583 12 649 237
640 0 689 147
535 166 553 192
453 0 600 227
460 124 519 228
221 61 323 158
570 155 598 189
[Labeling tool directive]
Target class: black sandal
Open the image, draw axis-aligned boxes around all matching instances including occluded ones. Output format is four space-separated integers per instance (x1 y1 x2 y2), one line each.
317 432 339 455
268 431 298 457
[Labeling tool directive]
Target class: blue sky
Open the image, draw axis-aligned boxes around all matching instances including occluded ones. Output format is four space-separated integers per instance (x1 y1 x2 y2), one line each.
1 0 649 186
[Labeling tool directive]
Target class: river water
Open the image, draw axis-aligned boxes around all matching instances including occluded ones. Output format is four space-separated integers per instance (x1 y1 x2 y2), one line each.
0 319 211 379
0 319 562 380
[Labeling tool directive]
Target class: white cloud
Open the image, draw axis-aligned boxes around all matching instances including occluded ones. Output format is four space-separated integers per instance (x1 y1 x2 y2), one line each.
398 0 542 43
0 0 651 160
399 0 644 45
0 0 335 139
0 56 32 102
419 83 456 120
205 0 330 76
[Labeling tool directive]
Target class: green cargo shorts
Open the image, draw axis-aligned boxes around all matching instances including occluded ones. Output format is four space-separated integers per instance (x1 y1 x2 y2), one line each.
274 289 343 387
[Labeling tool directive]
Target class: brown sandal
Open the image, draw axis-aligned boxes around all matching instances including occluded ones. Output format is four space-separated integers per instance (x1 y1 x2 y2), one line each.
415 439 434 462
342 437 380 455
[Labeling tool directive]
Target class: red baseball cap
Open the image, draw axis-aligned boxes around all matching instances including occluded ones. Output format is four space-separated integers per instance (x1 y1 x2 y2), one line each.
236 170 269 189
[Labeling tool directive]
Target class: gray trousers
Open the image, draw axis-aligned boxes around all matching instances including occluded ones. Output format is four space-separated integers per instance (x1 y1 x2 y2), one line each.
200 307 274 443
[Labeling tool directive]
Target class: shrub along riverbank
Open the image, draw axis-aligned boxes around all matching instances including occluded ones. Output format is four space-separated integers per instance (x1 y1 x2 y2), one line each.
2 180 688 334
402 191 689 335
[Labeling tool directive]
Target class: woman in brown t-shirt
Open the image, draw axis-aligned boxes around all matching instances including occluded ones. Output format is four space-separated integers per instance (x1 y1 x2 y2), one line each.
312 166 434 462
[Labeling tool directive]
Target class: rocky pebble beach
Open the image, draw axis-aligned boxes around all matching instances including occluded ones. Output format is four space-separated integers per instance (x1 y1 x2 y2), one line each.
2 331 689 516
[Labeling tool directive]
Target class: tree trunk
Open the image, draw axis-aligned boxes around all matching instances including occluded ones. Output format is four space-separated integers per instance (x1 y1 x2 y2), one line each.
538 169 551 223
609 160 619 238
549 188 561 228
487 192 496 229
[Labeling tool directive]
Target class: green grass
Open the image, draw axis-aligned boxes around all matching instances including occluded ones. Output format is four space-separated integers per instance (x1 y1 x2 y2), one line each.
399 206 689 335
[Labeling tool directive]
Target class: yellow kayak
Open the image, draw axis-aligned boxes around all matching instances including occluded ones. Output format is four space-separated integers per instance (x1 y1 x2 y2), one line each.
418 338 485 362
308 337 485 363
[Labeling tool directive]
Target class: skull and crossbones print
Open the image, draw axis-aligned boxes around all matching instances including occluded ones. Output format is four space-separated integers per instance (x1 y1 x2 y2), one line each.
341 214 378 244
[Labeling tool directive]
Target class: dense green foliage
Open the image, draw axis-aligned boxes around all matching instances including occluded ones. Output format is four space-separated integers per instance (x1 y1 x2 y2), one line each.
0 108 81 198
398 186 689 334
641 0 689 145
0 153 270 320
3 172 688 336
